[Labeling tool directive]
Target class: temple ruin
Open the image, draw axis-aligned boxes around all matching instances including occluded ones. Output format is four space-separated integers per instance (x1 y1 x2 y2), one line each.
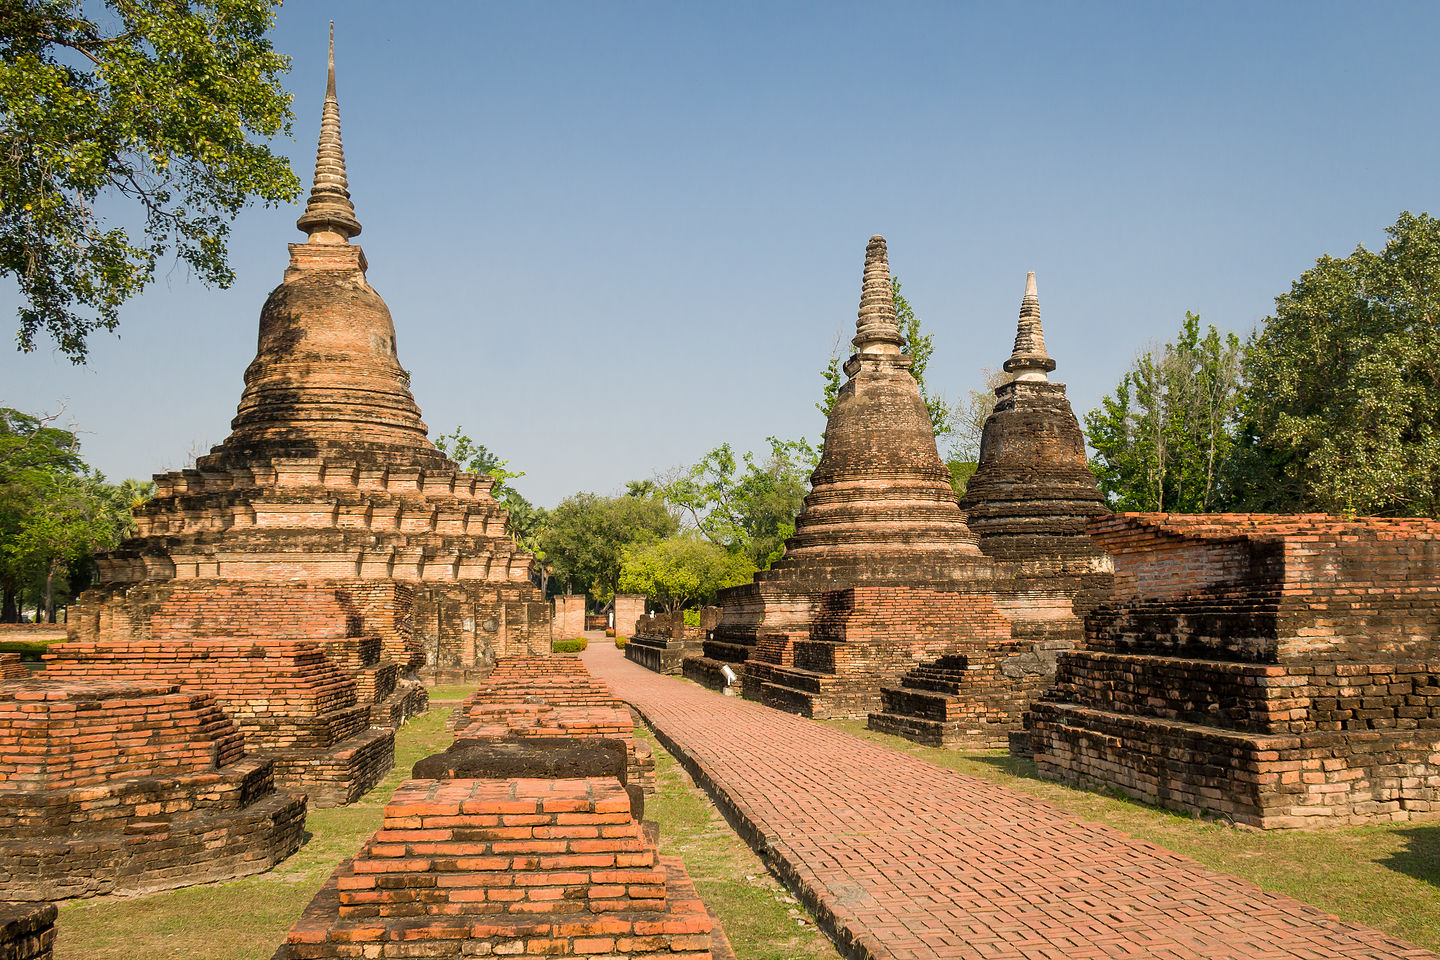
626 608 719 675
1030 514 1440 827
687 237 1014 719
870 273 1114 747
274 656 720 959
46 31 550 801
0 678 304 899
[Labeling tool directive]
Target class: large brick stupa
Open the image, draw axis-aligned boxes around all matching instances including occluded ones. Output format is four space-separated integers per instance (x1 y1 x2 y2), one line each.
869 274 1114 748
51 30 548 802
690 237 1016 718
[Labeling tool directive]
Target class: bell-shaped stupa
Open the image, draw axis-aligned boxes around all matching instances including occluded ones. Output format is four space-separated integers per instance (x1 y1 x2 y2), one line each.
687 237 1014 721
959 272 1111 551
55 28 551 805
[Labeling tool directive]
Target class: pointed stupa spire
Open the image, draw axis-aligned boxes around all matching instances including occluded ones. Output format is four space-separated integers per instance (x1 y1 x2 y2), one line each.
852 235 905 352
1002 271 1056 381
296 22 362 243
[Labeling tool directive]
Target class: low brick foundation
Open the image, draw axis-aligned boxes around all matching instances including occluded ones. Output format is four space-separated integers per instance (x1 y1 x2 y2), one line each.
0 679 305 899
626 610 716 676
273 778 717 959
449 657 654 794
743 585 1015 720
273 654 725 959
0 903 56 960
1030 514 1440 828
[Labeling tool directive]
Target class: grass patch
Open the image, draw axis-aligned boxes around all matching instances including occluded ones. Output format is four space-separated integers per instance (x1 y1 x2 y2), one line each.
826 718 1440 952
426 683 474 702
635 725 841 960
57 707 456 960
551 637 588 653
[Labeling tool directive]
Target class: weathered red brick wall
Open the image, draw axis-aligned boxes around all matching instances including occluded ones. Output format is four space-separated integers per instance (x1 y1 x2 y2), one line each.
1033 514 1440 828
613 594 645 636
45 581 396 806
0 903 56 960
0 679 305 899
551 594 586 639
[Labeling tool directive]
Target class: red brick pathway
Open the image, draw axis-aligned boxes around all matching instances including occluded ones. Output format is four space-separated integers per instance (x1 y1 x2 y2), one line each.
582 641 1435 960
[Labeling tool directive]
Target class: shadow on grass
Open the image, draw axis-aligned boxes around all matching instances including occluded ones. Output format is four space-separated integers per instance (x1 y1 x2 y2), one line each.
962 752 1042 780
1381 826 1440 888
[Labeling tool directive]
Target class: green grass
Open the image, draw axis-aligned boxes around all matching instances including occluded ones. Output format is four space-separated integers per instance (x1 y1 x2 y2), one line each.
57 707 457 960
636 726 841 960
826 718 1440 952
426 683 474 702
0 639 52 656
551 637 588 653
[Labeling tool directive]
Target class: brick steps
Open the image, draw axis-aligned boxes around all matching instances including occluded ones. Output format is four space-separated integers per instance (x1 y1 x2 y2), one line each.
0 680 307 899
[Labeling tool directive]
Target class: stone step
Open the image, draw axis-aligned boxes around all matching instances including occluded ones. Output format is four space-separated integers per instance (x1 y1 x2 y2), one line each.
702 640 754 663
880 685 962 721
866 711 964 748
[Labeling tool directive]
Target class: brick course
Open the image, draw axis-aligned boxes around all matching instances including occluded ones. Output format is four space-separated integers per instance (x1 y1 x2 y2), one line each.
0 679 304 899
1030 513 1440 827
0 903 56 960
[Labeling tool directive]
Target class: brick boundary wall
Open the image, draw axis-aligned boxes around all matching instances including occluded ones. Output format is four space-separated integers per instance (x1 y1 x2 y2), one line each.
1030 513 1440 828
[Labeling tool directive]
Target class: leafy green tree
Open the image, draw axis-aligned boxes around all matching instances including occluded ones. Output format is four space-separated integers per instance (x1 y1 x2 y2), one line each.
819 277 951 436
0 407 151 620
660 436 817 568
534 490 677 604
617 534 755 613
433 427 541 544
1 0 300 361
1225 211 1440 516
1085 312 1243 511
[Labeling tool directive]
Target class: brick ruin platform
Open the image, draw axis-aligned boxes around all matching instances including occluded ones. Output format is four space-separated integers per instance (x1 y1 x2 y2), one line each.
273 777 719 960
449 657 655 794
0 903 56 960
870 273 1114 749
0 679 304 899
1030 514 1440 828
626 608 718 675
274 654 723 958
45 581 398 806
692 237 1018 720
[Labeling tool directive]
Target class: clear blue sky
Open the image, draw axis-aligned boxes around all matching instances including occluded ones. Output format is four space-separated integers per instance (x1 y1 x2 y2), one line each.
3 2 1438 507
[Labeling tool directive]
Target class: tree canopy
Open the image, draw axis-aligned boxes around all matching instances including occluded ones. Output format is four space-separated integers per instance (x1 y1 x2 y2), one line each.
1086 312 1243 512
659 436 817 568
1224 211 1440 516
617 534 755 614
534 490 677 604
0 406 151 621
1 0 299 361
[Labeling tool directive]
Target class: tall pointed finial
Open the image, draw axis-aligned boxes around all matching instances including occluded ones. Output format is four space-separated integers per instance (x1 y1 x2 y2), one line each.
1003 271 1056 381
296 22 362 243
852 235 904 351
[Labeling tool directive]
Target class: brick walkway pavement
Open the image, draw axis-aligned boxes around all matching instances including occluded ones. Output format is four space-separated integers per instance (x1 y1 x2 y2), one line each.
582 641 1436 960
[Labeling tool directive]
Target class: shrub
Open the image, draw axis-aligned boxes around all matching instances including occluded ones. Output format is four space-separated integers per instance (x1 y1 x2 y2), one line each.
551 638 588 654
614 636 627 649
605 628 616 638
682 608 701 627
